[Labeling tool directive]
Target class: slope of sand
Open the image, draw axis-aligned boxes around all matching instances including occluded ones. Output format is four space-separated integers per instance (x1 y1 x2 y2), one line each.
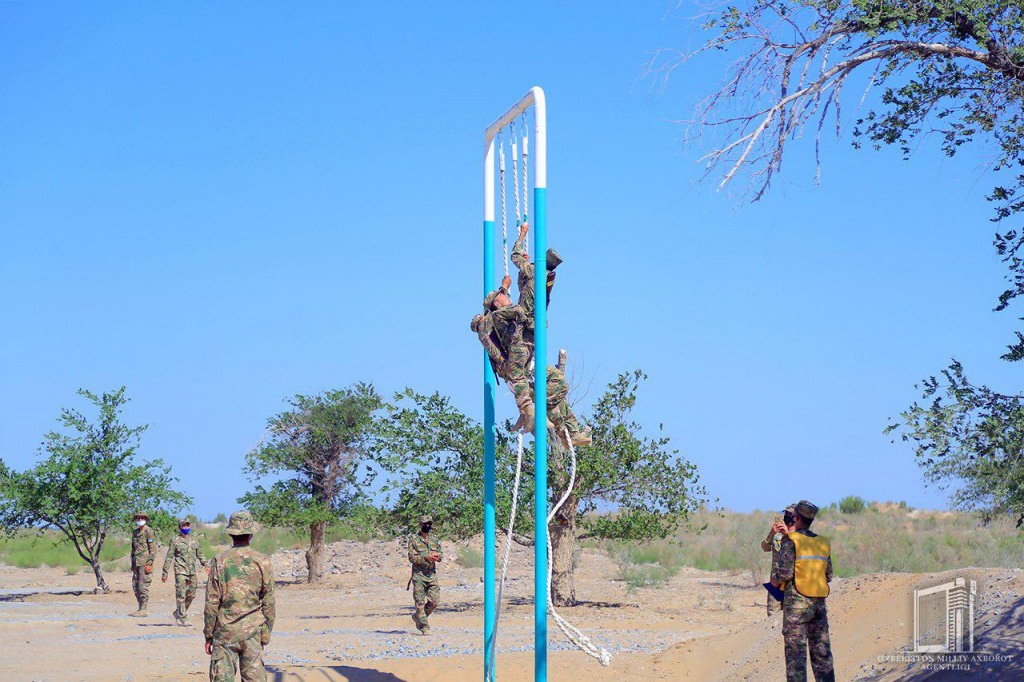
1 538 1021 680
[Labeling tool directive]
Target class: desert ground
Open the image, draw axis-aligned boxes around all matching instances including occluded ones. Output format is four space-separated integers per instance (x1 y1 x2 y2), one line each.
1 536 1021 681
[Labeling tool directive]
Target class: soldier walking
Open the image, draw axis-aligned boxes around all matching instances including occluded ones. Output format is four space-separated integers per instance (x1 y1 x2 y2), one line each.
771 500 835 682
162 518 208 626
762 503 796 617
204 511 275 682
407 515 442 635
129 511 157 617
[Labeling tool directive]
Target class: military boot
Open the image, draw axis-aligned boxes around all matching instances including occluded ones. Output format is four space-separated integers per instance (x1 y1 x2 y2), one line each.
510 404 535 433
570 426 593 448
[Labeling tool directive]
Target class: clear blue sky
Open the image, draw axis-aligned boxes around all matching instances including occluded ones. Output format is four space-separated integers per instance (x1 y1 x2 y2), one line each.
1 2 1017 519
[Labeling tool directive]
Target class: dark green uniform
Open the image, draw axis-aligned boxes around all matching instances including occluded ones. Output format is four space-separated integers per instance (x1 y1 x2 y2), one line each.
407 533 443 633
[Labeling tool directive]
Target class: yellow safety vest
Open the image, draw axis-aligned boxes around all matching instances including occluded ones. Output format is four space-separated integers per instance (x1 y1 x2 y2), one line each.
784 532 831 598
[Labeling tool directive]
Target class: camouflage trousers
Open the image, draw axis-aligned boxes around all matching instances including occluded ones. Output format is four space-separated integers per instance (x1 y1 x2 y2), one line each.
412 580 440 630
783 592 835 682
546 367 583 443
210 630 265 682
504 342 533 413
131 566 152 608
767 592 782 616
174 572 199 618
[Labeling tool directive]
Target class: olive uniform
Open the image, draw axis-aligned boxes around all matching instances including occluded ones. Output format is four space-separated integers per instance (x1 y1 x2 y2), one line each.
162 520 208 625
407 516 443 635
204 511 275 682
130 513 157 615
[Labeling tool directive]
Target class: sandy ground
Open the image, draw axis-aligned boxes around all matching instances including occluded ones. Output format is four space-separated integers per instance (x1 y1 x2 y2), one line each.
1 539 1021 680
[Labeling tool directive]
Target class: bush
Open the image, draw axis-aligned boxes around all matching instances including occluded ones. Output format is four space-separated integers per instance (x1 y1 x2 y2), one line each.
839 496 867 514
457 546 485 568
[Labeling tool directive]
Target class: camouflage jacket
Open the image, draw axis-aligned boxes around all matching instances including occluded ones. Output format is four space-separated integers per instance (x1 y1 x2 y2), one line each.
491 304 529 351
131 525 158 569
203 546 276 643
776 530 833 594
408 534 442 583
162 534 208 578
510 240 555 334
763 530 784 580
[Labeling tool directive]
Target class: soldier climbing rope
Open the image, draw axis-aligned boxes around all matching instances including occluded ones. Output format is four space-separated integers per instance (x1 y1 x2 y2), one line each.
480 87 610 682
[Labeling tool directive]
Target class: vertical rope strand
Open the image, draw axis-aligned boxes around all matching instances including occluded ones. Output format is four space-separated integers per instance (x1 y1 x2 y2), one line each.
521 122 529 224
499 139 508 281
511 136 521 232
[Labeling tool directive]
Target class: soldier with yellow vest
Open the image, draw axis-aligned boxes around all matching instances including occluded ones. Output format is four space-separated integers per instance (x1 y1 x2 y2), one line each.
771 500 835 682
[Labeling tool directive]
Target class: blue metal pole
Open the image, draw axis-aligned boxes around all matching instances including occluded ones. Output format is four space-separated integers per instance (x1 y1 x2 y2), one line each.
533 187 548 681
483 219 497 681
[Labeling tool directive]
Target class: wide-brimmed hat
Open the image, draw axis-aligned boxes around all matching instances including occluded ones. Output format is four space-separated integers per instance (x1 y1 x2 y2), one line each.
419 515 433 525
133 512 150 521
178 518 191 527
224 511 259 536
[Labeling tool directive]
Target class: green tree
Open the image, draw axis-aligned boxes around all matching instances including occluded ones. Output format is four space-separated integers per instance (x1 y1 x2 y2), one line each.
240 383 382 583
667 1 1024 515
0 388 191 592
377 371 706 606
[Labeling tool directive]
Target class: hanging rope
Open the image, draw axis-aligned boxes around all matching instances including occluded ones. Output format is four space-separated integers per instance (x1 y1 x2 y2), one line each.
511 136 521 231
499 138 509 281
486 432 525 682
546 429 613 666
521 122 529 224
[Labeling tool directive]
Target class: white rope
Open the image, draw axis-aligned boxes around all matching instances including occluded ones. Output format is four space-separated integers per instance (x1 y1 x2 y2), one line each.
511 137 521 230
545 429 613 666
486 432 524 682
499 141 508 281
521 127 529 223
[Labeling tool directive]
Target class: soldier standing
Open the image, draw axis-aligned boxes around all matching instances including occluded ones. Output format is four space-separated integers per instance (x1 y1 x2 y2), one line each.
771 500 835 682
204 511 275 682
407 515 442 635
162 518 208 626
762 503 796 617
129 511 157 617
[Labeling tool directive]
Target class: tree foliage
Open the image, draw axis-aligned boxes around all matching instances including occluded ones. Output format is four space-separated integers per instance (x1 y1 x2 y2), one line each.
239 383 382 582
0 388 191 591
673 1 1024 516
375 371 707 603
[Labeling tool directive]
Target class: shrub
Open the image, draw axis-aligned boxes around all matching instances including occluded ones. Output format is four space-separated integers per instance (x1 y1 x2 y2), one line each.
457 546 485 568
839 496 867 514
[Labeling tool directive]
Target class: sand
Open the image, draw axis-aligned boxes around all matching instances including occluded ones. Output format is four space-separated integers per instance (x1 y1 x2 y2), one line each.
1 538 1020 680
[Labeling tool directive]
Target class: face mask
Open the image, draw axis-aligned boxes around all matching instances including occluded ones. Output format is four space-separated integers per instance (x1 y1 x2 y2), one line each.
181 528 191 535
136 520 146 527
421 525 432 533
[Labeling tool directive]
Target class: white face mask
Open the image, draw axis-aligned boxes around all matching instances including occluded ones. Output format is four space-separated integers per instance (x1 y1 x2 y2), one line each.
136 519 146 527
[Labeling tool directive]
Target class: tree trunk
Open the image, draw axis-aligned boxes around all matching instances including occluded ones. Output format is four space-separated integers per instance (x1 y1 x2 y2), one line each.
548 437 578 607
90 558 110 593
306 520 325 583
549 492 578 606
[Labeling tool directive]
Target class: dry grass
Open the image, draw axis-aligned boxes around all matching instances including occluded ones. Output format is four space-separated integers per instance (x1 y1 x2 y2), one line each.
603 504 1023 585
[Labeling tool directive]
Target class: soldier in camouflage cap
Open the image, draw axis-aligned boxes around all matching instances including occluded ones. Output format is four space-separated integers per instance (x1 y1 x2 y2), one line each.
162 518 208 626
762 503 797 616
407 515 443 635
771 500 835 682
129 512 157 617
204 511 275 681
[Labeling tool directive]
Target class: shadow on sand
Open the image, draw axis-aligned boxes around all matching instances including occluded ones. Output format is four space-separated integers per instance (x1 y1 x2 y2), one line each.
270 665 408 681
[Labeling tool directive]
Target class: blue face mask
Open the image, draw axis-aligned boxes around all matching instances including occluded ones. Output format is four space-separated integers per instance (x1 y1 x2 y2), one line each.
181 528 191 535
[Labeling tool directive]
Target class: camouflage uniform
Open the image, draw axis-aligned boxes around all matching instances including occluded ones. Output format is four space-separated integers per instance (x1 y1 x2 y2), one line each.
546 365 588 447
509 239 558 344
130 517 158 613
204 512 275 682
162 524 208 623
407 520 442 634
763 529 785 615
777 503 835 682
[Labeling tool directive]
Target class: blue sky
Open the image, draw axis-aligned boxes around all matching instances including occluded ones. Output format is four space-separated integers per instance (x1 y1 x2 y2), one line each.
1 2 1017 519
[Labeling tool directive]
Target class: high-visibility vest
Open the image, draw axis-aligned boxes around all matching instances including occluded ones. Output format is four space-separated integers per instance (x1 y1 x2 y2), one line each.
784 531 831 598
